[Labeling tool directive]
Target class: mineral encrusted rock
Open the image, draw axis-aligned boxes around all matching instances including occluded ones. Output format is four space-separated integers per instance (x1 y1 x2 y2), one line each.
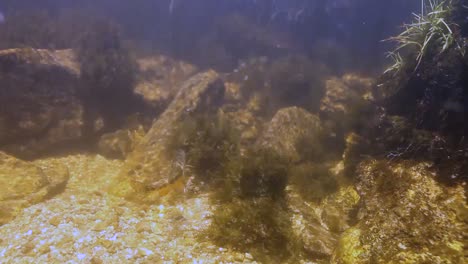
0 48 83 158
332 160 467 263
257 106 323 162
0 151 69 225
111 70 224 200
288 185 360 259
320 74 374 134
97 127 145 159
135 55 198 108
0 49 197 158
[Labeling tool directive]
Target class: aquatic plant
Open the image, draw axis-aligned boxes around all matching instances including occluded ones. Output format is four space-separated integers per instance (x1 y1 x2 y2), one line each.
205 197 302 262
168 112 241 185
385 0 464 74
383 52 404 74
288 163 338 201
239 148 290 199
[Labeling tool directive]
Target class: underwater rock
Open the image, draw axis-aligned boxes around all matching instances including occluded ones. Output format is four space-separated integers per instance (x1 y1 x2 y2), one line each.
287 185 360 259
257 106 323 163
135 55 198 110
319 74 374 134
0 48 84 158
97 127 145 159
0 151 69 225
332 159 467 263
0 48 197 158
111 70 224 200
222 109 263 144
342 133 370 179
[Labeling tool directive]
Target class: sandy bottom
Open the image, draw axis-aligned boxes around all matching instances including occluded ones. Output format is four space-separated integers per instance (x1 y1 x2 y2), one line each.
0 155 258 264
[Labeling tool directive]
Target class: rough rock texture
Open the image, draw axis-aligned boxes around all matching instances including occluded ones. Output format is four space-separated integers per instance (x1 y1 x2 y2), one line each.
222 109 263 145
0 151 69 225
288 185 360 260
256 106 323 163
97 127 145 159
320 74 374 133
0 49 198 158
135 55 198 109
111 71 225 201
0 48 83 158
332 160 467 263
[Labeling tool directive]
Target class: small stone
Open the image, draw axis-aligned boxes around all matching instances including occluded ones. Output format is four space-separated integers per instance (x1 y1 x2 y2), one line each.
93 190 104 196
93 221 108 231
72 217 87 226
138 247 154 256
38 243 50 254
21 241 35 255
99 239 113 249
90 257 103 264
245 253 253 260
114 207 125 215
136 221 152 233
49 215 61 226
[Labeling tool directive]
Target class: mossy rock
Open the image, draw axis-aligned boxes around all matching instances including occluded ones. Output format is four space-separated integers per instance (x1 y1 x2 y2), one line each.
330 227 365 264
0 48 84 158
257 106 323 163
0 152 69 225
110 71 225 201
205 197 300 263
287 184 360 260
319 74 374 135
332 159 467 263
97 127 145 159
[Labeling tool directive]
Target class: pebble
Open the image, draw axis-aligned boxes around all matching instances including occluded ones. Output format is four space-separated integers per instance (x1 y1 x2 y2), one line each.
92 221 108 232
49 215 61 226
136 221 152 233
90 256 103 264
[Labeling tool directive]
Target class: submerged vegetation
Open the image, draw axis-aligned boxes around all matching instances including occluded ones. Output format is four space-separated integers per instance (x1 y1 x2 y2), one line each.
385 0 465 74
0 0 466 263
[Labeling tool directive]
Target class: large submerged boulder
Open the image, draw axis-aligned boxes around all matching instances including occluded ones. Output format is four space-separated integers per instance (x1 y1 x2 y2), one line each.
332 160 467 263
111 70 225 201
320 74 374 134
256 106 323 163
0 151 69 225
0 48 83 158
0 48 198 159
135 55 198 110
288 185 360 260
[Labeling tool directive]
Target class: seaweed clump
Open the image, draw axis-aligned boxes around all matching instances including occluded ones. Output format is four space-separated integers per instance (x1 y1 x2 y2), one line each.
206 148 299 262
384 0 464 74
212 156 297 259
76 19 142 136
167 112 241 188
168 112 301 261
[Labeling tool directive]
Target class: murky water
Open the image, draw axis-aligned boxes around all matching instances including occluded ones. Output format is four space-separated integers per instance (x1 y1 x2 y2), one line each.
0 1 467 263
